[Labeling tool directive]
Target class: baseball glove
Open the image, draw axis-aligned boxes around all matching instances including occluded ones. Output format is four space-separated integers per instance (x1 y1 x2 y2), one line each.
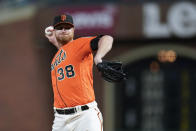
96 60 127 82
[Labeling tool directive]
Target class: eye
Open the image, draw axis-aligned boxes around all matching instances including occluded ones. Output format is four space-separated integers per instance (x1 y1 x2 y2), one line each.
55 25 73 30
56 26 64 30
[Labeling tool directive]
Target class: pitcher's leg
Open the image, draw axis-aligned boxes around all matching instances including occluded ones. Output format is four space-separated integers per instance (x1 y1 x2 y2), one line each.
75 107 103 131
52 113 70 131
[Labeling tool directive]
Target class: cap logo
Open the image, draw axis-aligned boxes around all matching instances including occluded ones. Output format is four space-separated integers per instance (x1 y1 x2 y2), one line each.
61 15 66 21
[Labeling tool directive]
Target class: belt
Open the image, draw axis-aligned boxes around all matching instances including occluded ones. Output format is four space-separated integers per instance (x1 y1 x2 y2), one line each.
55 105 89 115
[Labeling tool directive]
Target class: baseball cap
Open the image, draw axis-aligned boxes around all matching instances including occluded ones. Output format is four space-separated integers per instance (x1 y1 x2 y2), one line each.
53 14 74 28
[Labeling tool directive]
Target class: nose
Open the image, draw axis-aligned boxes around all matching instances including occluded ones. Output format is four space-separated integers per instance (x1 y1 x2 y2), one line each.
62 28 70 32
62 28 66 31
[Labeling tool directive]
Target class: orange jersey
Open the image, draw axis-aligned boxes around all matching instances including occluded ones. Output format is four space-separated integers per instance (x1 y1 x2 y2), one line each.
51 36 96 108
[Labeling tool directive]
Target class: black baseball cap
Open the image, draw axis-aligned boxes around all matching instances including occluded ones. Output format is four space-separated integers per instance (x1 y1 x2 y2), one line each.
53 14 74 28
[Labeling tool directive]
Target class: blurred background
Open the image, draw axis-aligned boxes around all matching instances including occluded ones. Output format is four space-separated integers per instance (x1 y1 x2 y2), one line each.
0 0 196 131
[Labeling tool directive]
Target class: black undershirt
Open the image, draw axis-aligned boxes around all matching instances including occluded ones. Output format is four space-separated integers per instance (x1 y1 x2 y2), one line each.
90 35 104 51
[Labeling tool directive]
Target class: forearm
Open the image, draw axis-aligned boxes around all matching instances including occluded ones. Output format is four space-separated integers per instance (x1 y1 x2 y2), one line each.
45 26 61 49
94 35 113 65
51 40 61 49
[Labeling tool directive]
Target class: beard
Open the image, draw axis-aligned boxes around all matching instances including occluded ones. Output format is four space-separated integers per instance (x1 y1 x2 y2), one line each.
56 33 74 45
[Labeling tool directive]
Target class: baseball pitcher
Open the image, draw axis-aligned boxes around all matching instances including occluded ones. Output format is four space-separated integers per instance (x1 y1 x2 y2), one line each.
45 14 114 131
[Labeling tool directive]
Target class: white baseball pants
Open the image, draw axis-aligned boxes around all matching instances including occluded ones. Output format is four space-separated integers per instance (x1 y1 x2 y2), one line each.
52 101 103 131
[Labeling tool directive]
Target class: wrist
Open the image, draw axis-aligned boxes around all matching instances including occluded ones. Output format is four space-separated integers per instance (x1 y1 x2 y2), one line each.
94 55 102 65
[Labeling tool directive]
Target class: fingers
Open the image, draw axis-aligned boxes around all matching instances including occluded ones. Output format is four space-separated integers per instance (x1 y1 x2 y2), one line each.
45 26 54 36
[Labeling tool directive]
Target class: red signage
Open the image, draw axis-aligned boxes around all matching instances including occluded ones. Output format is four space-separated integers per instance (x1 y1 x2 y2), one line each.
57 5 119 36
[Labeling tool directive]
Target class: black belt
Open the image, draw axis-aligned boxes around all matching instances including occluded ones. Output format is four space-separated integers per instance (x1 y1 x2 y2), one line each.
56 105 89 115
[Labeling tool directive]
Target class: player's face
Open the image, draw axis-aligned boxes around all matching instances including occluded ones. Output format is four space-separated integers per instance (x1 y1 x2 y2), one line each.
55 24 74 44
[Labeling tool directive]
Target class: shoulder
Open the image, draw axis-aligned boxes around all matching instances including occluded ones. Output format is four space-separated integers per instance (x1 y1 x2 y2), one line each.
74 36 97 42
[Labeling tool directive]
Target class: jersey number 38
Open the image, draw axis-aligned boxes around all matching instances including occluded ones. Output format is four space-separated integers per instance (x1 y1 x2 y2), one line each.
57 65 75 80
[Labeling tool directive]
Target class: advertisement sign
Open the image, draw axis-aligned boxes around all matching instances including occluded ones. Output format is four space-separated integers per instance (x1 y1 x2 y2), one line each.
143 2 196 38
38 2 196 39
57 5 119 36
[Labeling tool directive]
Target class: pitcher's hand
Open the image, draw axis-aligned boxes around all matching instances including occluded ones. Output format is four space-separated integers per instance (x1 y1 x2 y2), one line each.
45 26 59 49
